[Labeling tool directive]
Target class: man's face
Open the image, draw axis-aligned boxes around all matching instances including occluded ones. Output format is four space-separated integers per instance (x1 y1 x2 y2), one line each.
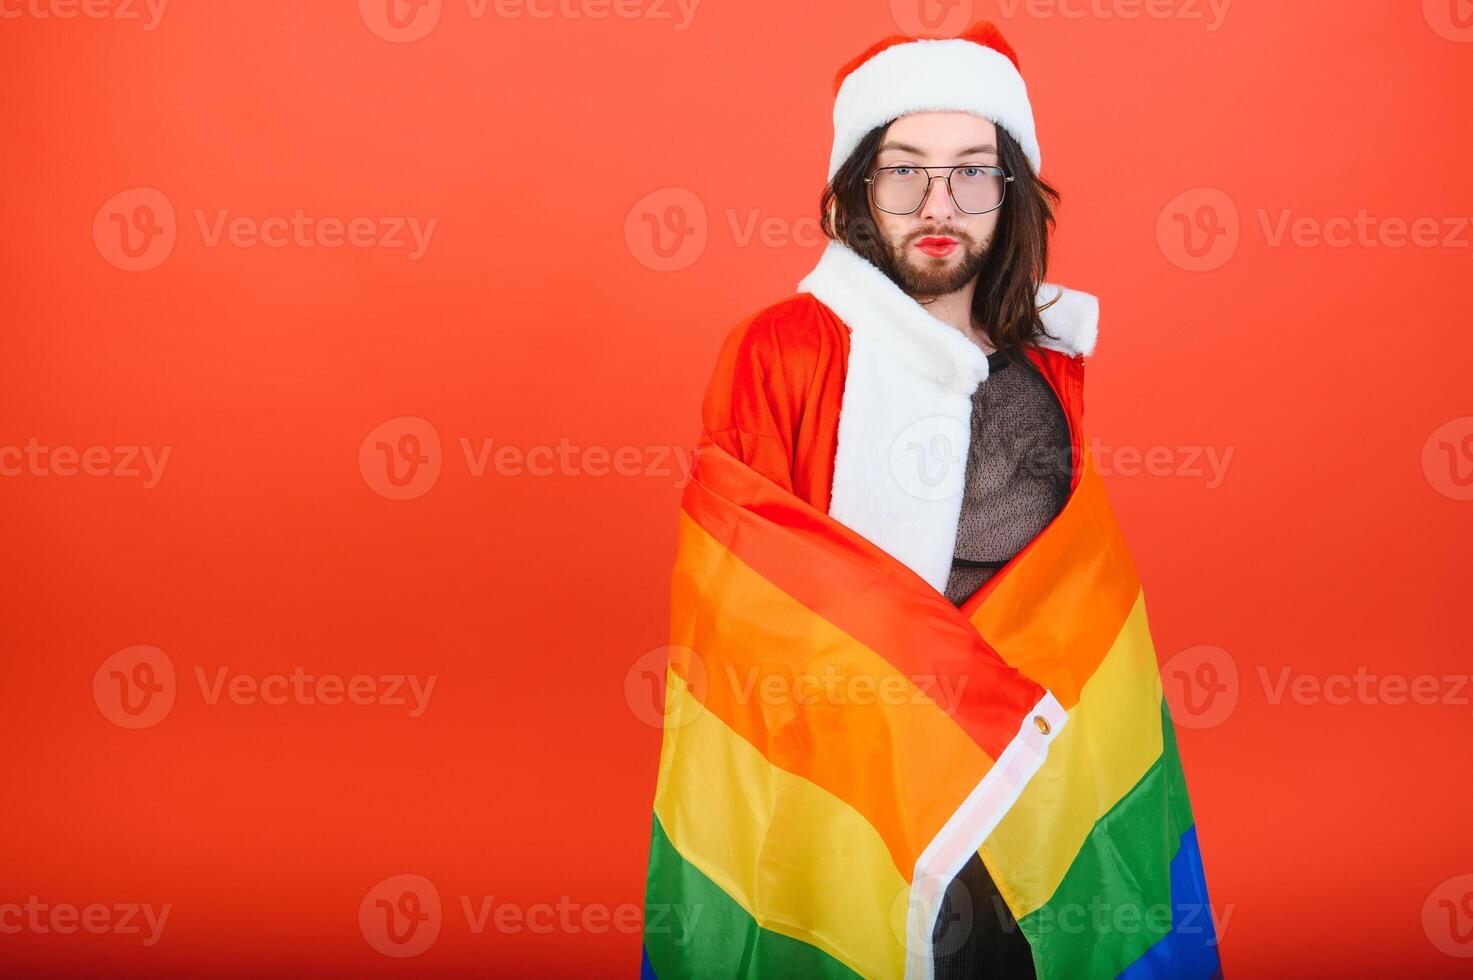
866 112 1004 299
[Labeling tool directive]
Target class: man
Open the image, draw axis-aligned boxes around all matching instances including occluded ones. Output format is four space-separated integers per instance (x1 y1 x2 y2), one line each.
641 21 1219 980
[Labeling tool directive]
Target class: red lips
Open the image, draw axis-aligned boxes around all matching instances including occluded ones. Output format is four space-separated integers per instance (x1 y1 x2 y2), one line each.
914 236 959 257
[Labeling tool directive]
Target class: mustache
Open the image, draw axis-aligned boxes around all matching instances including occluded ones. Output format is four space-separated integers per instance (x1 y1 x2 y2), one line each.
907 228 973 244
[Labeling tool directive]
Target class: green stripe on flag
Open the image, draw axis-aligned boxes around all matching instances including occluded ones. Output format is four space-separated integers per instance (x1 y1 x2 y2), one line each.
643 813 863 980
1019 696 1200 978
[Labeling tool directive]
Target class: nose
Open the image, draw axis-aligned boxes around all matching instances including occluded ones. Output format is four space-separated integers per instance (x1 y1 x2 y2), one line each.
917 174 958 222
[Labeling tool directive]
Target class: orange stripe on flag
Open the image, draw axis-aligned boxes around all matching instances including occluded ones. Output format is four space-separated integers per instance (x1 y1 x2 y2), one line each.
965 448 1142 708
668 508 1003 878
681 439 1053 761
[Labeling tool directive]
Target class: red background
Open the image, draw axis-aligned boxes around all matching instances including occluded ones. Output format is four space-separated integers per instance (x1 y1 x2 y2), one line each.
3 1 1472 976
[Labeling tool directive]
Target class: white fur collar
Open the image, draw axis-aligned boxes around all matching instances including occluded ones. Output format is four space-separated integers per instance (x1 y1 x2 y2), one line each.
797 239 1099 377
795 239 1099 594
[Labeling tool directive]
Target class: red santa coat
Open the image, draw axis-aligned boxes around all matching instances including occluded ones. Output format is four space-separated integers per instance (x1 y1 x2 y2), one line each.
698 239 1099 594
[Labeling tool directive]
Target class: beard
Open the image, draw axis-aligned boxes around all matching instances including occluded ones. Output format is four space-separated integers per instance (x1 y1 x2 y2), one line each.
883 227 991 298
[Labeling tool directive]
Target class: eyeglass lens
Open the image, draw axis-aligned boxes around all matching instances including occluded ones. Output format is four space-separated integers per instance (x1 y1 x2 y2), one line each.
872 167 1006 214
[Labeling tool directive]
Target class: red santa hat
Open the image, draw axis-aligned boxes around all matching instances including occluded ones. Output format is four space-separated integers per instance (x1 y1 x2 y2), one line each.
828 21 1042 182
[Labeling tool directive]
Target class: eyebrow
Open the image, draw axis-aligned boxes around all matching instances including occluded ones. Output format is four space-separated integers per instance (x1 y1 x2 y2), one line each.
878 141 998 157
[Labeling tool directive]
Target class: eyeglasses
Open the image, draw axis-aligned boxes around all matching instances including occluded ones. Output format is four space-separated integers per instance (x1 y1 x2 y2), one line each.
865 164 1014 215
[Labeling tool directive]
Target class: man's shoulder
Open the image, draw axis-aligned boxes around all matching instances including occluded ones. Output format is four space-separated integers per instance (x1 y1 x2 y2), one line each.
701 291 848 439
718 291 848 364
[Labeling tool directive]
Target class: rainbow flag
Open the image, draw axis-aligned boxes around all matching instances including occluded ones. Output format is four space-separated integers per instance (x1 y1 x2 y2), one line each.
640 432 1222 979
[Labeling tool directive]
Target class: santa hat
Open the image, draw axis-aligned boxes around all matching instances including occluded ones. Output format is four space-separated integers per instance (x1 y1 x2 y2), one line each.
827 21 1041 182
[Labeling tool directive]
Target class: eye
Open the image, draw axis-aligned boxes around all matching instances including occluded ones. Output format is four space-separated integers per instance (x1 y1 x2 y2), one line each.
890 166 916 177
958 167 985 178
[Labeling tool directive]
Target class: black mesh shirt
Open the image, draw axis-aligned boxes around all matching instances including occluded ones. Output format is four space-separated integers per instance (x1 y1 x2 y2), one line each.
931 346 1073 979
943 347 1074 605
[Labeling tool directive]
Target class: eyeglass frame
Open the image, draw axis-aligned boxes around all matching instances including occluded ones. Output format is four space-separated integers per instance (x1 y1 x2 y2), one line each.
863 164 1015 215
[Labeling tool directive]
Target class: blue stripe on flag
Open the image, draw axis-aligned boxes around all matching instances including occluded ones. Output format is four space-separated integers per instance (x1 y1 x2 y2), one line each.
1119 825 1223 979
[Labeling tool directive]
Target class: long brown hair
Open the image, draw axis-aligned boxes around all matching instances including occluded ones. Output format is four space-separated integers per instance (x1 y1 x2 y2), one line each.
818 120 1065 359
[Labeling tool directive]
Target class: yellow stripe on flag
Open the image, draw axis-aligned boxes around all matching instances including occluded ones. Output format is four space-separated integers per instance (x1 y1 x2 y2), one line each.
653 670 910 979
980 588 1165 918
